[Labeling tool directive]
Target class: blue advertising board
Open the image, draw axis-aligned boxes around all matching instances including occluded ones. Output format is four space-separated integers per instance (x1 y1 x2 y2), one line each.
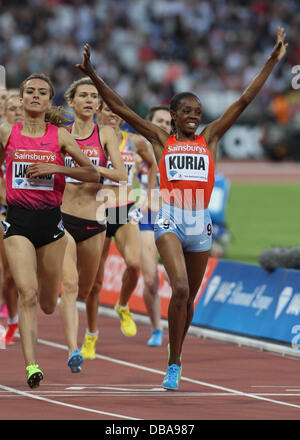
192 260 300 346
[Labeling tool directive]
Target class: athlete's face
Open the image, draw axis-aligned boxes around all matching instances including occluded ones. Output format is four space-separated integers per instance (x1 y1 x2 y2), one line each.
151 109 171 133
98 103 123 129
22 79 52 115
70 84 99 118
172 97 202 135
5 96 24 124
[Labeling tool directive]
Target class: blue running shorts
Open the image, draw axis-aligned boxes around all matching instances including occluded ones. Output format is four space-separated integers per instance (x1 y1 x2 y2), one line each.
154 203 212 252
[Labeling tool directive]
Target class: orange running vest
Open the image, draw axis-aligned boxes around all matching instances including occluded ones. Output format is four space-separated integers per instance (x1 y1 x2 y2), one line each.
159 134 215 210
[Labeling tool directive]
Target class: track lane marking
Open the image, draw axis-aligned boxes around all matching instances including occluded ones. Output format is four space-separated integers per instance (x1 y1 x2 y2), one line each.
0 383 141 420
37 338 300 411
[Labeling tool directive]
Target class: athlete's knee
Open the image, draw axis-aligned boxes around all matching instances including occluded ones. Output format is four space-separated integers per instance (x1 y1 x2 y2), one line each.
78 287 90 301
40 299 57 315
171 279 189 304
143 274 158 296
61 276 78 298
18 288 38 308
125 259 140 278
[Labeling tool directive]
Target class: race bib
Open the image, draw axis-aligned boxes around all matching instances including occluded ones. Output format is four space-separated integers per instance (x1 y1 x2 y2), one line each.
12 149 56 190
65 146 100 183
103 151 135 186
165 153 209 182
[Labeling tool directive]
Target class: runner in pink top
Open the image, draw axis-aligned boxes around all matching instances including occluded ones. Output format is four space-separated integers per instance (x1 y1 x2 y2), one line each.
0 73 101 389
59 77 126 369
5 122 66 210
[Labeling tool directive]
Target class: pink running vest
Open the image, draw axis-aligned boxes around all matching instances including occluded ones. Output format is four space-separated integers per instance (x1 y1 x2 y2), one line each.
5 122 66 210
65 123 107 183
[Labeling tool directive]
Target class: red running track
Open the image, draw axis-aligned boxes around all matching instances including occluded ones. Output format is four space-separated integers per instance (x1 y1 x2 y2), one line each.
1 305 300 422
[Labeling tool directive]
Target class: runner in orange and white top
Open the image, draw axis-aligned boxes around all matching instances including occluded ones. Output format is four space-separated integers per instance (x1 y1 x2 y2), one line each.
77 27 288 389
82 101 156 359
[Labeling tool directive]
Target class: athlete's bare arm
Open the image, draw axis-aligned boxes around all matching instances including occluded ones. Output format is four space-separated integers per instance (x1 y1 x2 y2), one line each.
76 44 169 163
98 125 127 183
131 134 158 206
202 26 287 160
26 127 100 182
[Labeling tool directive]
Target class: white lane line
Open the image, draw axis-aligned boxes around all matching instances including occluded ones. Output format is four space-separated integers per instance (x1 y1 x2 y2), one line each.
0 384 141 420
37 338 300 411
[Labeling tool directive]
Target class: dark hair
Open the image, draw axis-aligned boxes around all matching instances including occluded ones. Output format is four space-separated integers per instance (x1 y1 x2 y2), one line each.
169 92 201 135
20 73 69 127
146 105 170 121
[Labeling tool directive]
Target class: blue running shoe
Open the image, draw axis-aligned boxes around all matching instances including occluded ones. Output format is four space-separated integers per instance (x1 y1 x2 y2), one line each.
162 364 181 390
168 343 182 379
68 349 84 373
147 329 163 347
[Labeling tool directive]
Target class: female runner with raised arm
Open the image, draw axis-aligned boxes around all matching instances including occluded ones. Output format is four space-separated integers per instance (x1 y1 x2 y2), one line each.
76 27 287 389
0 73 101 388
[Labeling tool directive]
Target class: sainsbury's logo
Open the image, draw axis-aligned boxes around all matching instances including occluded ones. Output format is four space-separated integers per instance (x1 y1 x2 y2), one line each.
13 150 56 163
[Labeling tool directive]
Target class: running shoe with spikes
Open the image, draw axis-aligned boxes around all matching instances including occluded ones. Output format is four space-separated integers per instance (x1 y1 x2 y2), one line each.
67 349 84 373
168 343 182 380
147 329 163 347
162 364 181 390
26 364 44 389
81 333 98 360
114 301 137 337
5 323 18 344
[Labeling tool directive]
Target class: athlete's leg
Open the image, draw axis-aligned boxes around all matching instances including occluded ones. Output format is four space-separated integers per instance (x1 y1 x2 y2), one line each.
85 236 111 333
140 230 161 330
115 222 140 306
155 232 188 367
37 234 68 315
77 231 106 302
180 250 210 352
0 228 18 322
59 231 79 356
3 236 38 366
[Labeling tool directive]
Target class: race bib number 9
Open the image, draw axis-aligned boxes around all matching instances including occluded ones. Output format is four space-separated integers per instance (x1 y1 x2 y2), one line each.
12 149 56 190
166 153 209 182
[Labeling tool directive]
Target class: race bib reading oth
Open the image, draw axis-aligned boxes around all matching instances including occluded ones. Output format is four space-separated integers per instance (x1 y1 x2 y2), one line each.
12 149 56 190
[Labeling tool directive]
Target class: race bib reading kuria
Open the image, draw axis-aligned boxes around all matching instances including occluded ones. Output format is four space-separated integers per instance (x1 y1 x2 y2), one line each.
12 149 56 190
165 153 209 181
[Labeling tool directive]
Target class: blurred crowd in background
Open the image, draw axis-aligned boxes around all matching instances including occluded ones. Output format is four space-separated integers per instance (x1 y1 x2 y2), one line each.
1 0 300 159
